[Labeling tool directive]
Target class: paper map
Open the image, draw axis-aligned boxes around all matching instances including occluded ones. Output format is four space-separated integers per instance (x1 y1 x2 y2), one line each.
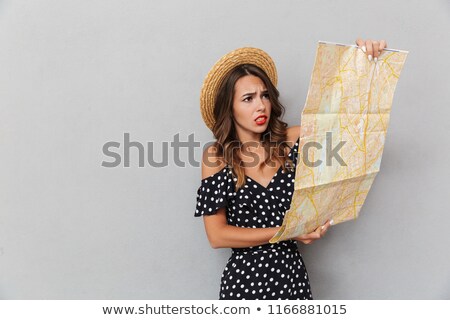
270 41 408 243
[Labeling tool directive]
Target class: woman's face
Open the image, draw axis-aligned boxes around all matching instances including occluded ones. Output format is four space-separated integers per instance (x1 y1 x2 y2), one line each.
232 74 271 140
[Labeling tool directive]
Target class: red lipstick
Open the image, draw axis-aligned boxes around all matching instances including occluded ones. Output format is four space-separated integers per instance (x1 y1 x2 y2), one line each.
255 115 267 125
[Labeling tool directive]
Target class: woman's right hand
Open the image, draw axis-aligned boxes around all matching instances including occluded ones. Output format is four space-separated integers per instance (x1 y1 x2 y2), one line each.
291 219 333 245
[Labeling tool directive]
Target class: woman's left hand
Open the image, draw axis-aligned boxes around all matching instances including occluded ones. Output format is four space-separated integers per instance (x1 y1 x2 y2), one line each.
355 38 388 62
292 219 333 245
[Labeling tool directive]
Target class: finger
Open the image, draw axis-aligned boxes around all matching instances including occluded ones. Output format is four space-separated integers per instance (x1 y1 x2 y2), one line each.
301 239 313 245
365 39 373 61
313 228 322 239
355 38 366 53
321 225 330 236
379 40 387 54
297 235 319 241
297 232 320 241
313 232 321 239
320 219 331 230
320 219 333 235
373 41 380 59
314 220 330 238
355 38 364 47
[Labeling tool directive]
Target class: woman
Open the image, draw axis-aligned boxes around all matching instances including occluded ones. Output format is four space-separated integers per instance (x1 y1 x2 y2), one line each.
195 38 387 300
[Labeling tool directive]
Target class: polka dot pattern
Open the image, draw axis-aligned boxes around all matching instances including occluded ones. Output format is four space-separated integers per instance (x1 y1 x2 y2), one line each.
195 137 313 300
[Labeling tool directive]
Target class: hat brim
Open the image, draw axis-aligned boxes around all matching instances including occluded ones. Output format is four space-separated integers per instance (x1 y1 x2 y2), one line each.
200 47 278 131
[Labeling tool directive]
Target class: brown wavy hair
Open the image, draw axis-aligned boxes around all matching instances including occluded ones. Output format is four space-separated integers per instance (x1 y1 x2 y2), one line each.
210 64 295 191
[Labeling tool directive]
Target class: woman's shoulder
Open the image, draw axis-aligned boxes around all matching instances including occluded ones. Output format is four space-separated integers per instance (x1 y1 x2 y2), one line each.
286 125 301 146
201 143 228 180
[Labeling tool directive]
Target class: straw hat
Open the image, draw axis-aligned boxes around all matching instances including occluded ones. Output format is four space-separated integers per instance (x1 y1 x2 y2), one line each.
199 47 278 131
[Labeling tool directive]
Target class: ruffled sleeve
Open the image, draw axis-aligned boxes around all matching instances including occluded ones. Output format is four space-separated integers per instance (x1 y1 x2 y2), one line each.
194 167 234 217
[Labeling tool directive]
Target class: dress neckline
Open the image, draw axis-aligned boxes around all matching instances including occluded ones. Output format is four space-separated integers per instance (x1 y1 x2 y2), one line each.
200 137 299 188
244 138 298 190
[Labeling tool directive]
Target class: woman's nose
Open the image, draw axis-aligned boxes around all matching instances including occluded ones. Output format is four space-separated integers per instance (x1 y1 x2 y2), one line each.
256 97 266 111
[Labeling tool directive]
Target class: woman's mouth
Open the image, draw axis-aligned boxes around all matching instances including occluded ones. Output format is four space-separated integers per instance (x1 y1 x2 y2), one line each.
255 115 267 125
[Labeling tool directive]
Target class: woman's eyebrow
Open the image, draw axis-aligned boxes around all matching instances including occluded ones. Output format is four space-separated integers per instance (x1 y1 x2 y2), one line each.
241 90 268 98
241 91 256 98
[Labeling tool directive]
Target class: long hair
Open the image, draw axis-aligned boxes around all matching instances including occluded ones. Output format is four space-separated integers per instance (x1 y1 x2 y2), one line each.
211 64 295 191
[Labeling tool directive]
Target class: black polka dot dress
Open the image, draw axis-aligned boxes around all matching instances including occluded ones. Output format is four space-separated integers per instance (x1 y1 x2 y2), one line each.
194 137 313 300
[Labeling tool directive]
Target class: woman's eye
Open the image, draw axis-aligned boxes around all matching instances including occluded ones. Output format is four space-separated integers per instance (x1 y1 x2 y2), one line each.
242 94 268 102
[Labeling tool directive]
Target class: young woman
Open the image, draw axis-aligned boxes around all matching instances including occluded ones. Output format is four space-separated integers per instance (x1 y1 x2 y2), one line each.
195 39 387 300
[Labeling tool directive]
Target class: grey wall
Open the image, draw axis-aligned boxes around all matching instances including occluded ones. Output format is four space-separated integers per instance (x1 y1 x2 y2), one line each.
0 0 449 299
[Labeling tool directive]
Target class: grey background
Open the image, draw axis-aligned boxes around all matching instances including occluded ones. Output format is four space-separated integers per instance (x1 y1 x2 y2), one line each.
0 0 449 299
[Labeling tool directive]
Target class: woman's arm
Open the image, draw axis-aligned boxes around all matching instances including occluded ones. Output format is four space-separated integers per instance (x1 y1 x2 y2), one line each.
286 125 301 142
203 209 281 249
